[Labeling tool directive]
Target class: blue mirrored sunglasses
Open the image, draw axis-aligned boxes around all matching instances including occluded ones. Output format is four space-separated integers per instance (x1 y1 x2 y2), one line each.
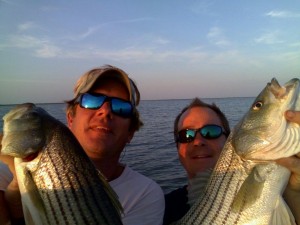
177 124 226 143
77 93 133 118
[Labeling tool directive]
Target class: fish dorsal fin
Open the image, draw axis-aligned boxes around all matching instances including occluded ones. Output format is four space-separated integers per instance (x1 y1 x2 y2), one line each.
187 168 213 206
271 196 296 225
97 170 124 215
231 166 264 212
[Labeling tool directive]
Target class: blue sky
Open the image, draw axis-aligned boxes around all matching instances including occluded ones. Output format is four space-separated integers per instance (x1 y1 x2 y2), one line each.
0 0 299 104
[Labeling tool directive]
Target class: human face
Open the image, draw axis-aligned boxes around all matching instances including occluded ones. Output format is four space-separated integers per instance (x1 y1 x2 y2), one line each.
177 107 227 179
67 79 134 161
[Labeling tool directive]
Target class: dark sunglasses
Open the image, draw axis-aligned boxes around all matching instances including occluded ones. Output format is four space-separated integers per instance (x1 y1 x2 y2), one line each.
77 93 133 118
177 124 226 143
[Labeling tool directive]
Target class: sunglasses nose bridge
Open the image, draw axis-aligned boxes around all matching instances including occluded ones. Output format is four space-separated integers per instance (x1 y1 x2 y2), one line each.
94 98 113 116
192 130 207 144
102 100 113 110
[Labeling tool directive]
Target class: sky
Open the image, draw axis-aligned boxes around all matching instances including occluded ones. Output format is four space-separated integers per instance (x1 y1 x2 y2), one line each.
0 0 300 104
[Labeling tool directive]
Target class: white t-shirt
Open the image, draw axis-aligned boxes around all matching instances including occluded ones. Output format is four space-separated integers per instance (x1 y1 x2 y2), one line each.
0 162 164 225
110 165 165 225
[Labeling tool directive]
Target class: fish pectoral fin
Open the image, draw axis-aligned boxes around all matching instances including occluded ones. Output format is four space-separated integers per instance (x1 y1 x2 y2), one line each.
23 204 37 225
270 196 296 225
231 167 264 212
20 169 47 224
97 170 124 215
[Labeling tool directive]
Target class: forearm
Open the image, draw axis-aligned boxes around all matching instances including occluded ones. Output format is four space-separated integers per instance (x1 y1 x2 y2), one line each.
1 134 24 223
5 179 24 224
0 184 24 225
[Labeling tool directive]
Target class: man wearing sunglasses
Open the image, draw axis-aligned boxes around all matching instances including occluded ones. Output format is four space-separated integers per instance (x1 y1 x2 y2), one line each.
163 98 300 225
65 65 165 225
163 98 230 225
0 65 165 225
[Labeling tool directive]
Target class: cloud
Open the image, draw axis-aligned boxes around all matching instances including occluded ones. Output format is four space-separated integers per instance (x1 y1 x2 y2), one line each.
1 33 233 63
207 27 230 47
265 10 300 18
289 42 300 47
79 27 100 39
18 22 37 31
7 35 61 58
64 26 103 41
35 45 61 58
10 35 43 48
1 0 17 5
254 31 284 44
63 18 154 41
189 0 216 16
59 45 244 66
153 37 170 45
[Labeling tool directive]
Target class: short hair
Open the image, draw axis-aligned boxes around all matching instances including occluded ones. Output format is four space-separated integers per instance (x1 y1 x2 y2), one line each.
173 98 230 143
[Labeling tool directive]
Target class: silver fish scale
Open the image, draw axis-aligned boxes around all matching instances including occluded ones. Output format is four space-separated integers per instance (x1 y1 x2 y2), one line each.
180 140 246 224
29 124 123 225
178 135 278 225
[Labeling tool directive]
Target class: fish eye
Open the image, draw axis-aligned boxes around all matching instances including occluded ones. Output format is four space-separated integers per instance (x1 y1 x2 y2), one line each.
252 101 263 110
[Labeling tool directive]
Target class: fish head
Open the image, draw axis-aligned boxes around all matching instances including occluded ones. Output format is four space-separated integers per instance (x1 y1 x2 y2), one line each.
1 103 46 160
232 78 300 161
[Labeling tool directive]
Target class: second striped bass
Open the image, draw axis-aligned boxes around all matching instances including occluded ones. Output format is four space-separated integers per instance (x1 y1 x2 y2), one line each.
1 103 123 225
179 78 300 225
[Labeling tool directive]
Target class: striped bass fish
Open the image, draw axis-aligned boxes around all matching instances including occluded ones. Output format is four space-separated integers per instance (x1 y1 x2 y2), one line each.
178 78 300 225
1 103 123 225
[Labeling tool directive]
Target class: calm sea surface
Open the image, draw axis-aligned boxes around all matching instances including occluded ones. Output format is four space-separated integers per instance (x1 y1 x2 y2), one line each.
0 97 254 194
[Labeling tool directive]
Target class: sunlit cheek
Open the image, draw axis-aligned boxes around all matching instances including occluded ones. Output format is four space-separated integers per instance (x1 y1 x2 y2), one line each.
178 144 188 157
178 145 191 170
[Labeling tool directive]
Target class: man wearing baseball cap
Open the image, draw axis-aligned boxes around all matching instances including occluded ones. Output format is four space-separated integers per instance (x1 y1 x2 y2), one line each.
66 65 165 225
1 65 165 225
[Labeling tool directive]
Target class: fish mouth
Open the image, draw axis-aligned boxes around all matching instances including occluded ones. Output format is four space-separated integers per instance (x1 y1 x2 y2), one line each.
0 148 40 162
23 152 39 162
268 78 287 99
268 78 299 103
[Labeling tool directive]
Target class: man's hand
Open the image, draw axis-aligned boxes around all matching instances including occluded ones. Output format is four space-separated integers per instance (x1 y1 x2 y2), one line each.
0 133 24 223
276 111 300 224
0 133 18 189
277 111 300 191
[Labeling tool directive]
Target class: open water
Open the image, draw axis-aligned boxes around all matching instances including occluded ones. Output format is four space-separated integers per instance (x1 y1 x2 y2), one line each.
0 97 254 194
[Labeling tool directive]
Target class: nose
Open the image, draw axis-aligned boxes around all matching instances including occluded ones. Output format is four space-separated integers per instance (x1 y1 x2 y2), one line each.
95 101 112 117
192 132 206 146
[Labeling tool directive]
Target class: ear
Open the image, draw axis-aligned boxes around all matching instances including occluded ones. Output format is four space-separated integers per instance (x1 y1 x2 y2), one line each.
66 112 73 129
127 131 134 143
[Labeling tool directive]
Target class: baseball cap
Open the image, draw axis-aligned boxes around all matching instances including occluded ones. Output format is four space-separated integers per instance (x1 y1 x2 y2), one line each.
71 65 140 106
